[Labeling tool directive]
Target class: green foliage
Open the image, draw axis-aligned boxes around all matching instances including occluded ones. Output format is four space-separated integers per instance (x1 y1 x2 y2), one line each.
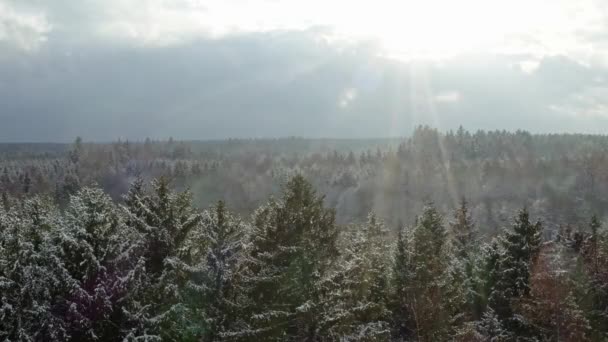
391 203 457 341
3 172 608 341
227 174 339 341
488 208 543 338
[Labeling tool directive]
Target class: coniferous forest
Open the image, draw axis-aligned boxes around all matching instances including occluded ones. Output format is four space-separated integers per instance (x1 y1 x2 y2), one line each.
1 127 608 341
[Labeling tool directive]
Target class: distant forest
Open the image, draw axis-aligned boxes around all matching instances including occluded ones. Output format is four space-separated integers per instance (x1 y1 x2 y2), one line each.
1 127 608 340
2 126 608 230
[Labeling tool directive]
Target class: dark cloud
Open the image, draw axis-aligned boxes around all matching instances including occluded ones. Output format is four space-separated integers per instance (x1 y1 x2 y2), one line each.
2 28 608 141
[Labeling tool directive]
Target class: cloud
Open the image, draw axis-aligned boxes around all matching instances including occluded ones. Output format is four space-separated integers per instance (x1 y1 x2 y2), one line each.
0 1 51 51
434 91 461 103
338 88 358 108
2 1 608 141
518 60 541 74
5 0 608 58
550 85 608 119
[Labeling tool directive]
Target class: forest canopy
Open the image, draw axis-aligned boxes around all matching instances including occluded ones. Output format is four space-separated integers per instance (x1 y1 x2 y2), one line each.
1 127 608 340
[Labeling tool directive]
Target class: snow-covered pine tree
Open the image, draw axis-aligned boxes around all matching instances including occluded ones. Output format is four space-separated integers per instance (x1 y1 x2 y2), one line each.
56 187 135 340
448 198 480 323
576 214 608 341
450 198 477 260
227 174 339 341
0 197 69 341
201 200 247 341
391 224 413 340
488 208 542 338
318 213 391 341
477 239 501 317
475 308 509 341
391 203 453 342
121 177 206 341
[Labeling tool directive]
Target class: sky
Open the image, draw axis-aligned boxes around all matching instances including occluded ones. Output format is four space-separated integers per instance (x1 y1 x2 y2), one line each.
2 0 608 142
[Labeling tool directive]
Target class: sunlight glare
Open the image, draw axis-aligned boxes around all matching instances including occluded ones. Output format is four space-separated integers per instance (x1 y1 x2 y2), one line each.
325 0 566 60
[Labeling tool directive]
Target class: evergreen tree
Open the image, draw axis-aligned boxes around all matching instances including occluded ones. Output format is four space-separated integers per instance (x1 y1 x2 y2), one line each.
69 136 84 165
122 177 206 341
391 203 453 341
588 215 600 275
320 213 391 340
0 198 68 341
578 215 608 340
228 175 339 341
448 198 480 322
56 188 135 341
475 309 508 341
392 225 412 339
450 198 477 259
477 240 501 317
488 208 542 337
202 200 246 341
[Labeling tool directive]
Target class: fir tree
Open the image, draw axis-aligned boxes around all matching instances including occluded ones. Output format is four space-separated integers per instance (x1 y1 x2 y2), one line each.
448 198 480 322
57 188 135 341
391 203 452 342
450 197 477 260
320 213 391 340
228 175 339 341
488 208 542 337
202 200 246 341
122 177 206 341
0 198 68 341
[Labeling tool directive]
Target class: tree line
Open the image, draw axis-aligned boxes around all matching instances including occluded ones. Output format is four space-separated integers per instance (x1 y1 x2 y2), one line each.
1 174 606 341
2 127 608 229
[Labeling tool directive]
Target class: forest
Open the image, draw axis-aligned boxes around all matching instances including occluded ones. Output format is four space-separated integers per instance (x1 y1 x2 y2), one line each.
1 126 608 341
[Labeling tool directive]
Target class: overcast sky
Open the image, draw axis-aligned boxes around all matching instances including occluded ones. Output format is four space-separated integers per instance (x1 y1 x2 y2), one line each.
2 0 608 142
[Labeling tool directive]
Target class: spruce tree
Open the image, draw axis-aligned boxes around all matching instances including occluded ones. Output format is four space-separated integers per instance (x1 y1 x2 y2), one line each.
202 200 246 341
448 198 480 322
57 188 134 341
391 203 452 341
450 198 477 260
122 177 206 341
320 213 391 340
488 208 542 337
0 198 68 341
392 224 413 339
228 174 339 341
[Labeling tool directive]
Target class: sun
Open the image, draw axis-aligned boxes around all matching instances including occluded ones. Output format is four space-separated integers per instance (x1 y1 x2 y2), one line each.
327 0 562 60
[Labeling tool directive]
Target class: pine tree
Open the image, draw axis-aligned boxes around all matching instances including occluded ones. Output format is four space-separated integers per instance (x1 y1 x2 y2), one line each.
488 208 542 337
228 174 339 341
448 198 480 321
0 198 69 341
477 240 501 317
450 198 477 260
69 136 84 165
390 203 452 342
578 215 608 340
320 213 391 340
121 177 206 341
56 187 135 341
1 191 9 211
588 215 600 275
202 200 246 341
475 309 509 341
391 225 412 339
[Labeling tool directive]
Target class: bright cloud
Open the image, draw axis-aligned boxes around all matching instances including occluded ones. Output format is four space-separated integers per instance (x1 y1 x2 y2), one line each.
3 0 608 62
434 91 461 104
0 1 51 51
2 0 608 140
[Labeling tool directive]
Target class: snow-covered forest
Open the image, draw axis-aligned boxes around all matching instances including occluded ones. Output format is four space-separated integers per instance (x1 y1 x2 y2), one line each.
1 127 608 341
